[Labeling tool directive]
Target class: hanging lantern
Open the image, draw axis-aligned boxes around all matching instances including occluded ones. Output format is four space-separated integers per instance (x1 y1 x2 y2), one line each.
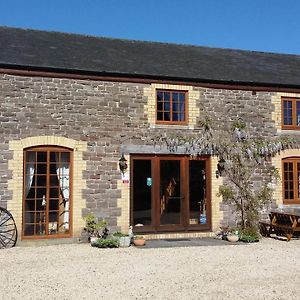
216 158 226 178
119 154 128 174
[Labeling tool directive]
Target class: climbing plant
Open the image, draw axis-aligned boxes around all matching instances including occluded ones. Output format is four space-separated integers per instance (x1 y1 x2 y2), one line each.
152 117 296 236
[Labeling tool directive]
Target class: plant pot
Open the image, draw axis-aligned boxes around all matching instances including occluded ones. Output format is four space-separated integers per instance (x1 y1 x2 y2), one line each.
90 236 99 244
133 238 146 246
118 236 131 247
227 234 239 242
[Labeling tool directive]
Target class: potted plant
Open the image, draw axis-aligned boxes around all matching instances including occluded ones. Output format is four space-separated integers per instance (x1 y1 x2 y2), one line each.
112 232 131 247
91 238 120 248
239 227 260 243
83 214 107 244
133 235 146 246
227 228 239 242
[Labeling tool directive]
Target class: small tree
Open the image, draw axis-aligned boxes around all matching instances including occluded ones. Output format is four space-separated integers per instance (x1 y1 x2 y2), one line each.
153 118 295 237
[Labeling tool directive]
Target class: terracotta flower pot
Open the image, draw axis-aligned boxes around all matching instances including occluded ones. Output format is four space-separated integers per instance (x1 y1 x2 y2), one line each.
133 238 146 246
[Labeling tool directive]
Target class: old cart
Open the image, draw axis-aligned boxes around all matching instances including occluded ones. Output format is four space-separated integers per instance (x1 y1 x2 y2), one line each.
0 207 17 249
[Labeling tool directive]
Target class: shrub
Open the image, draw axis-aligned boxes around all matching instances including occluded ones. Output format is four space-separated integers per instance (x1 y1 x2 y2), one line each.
83 214 107 237
240 227 260 243
91 238 120 248
112 231 129 237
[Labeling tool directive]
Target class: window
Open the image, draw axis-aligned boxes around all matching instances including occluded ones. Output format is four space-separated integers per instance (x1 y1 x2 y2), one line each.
282 97 300 129
156 90 187 124
23 146 72 238
283 158 300 204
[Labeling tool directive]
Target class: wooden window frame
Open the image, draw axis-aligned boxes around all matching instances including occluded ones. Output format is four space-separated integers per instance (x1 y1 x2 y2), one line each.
156 89 188 125
281 97 300 130
22 146 73 239
282 157 300 205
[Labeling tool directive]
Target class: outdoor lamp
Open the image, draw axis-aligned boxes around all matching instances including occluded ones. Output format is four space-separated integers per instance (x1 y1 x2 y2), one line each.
216 158 226 178
119 154 128 174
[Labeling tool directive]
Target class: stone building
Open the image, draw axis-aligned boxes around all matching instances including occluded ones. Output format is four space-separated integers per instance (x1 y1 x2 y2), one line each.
1 27 300 242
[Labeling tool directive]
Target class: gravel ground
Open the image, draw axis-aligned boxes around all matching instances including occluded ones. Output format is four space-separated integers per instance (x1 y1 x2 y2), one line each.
0 238 299 300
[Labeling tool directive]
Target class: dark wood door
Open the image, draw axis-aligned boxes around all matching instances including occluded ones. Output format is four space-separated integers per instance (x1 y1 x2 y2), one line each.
131 155 211 233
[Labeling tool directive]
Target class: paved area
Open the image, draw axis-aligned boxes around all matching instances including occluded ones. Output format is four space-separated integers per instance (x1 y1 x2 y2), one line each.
141 237 243 248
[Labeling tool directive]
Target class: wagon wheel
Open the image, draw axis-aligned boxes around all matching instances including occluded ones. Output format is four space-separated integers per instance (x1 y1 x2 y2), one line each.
0 207 17 249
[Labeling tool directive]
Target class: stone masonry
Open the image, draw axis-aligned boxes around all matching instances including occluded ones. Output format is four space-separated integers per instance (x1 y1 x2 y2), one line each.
0 73 283 236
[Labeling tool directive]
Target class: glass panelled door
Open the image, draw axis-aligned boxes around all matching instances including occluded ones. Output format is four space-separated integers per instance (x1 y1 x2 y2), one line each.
23 147 72 238
189 160 207 226
159 159 182 226
131 155 210 232
132 159 152 226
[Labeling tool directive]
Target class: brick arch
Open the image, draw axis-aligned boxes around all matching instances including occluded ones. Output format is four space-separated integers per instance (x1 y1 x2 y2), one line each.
8 136 87 240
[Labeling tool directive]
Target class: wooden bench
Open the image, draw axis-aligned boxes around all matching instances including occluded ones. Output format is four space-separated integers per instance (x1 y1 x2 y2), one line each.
269 210 300 241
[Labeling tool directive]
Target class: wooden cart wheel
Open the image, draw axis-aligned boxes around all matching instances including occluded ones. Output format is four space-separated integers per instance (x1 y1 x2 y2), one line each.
0 207 17 249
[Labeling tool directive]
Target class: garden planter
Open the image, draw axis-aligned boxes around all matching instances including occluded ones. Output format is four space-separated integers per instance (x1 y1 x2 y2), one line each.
90 236 99 244
227 234 239 242
118 236 131 247
133 238 146 246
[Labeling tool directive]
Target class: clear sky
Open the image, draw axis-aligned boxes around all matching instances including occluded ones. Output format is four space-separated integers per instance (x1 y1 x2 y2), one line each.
0 0 300 54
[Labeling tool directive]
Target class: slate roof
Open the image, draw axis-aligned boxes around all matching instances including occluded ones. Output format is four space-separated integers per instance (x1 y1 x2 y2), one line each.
1 26 300 87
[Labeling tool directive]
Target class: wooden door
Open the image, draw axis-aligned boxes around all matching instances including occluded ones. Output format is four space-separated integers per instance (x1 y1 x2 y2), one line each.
22 147 72 238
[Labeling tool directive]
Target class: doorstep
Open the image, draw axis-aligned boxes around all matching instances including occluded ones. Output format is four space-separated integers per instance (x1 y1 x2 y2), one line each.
142 231 215 240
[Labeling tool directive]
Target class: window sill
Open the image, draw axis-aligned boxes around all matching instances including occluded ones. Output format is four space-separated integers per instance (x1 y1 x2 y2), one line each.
150 124 194 130
278 128 300 135
282 201 300 205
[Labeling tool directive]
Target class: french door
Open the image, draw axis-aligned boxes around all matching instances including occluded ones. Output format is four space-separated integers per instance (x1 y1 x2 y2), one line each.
131 155 211 232
22 147 72 238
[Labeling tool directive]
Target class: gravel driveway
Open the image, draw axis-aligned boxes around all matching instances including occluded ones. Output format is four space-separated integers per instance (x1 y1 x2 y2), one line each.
0 238 299 300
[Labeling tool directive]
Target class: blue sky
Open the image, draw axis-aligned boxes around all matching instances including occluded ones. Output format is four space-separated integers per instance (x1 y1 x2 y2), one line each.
0 0 300 54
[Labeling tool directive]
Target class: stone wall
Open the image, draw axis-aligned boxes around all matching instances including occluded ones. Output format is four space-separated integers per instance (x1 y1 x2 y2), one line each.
0 73 279 235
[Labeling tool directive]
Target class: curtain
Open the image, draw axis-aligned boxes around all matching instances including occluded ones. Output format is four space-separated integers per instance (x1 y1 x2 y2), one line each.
56 153 70 230
25 152 35 197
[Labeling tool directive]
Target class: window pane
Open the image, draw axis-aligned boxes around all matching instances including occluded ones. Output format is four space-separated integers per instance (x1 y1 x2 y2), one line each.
172 101 179 113
24 199 35 211
61 152 70 162
49 199 59 211
283 100 293 125
37 152 47 163
157 111 163 121
172 92 179 102
36 175 46 186
132 160 152 226
164 101 170 111
36 164 47 175
50 164 57 175
36 188 46 198
24 224 35 236
157 91 163 101
284 100 292 109
179 112 185 121
173 113 179 121
163 112 170 121
157 101 163 111
50 188 59 198
297 101 300 126
26 152 36 162
179 93 185 103
163 92 170 101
